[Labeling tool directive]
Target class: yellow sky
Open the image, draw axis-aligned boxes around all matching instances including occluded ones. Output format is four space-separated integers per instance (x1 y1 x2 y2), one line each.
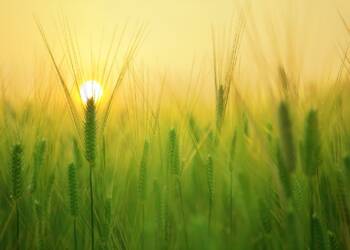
0 0 349 85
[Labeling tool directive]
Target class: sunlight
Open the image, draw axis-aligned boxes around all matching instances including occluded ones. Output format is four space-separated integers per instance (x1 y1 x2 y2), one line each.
80 80 103 104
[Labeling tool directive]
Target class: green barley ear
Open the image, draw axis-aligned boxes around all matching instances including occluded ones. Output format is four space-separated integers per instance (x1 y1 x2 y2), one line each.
228 130 237 172
279 67 289 97
188 114 201 143
207 154 214 231
277 101 296 173
85 98 96 248
138 140 150 201
11 143 23 200
168 128 180 176
216 84 225 131
276 144 292 198
310 214 325 250
68 163 79 217
31 139 46 193
85 98 97 165
302 110 321 176
73 138 83 169
207 154 214 203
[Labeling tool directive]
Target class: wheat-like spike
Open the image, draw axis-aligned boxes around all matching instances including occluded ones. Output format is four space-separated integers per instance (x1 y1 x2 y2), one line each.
68 163 79 217
31 139 46 193
11 143 23 200
310 214 326 250
84 98 96 250
167 129 189 249
277 101 296 173
276 144 292 198
207 154 214 232
302 110 321 176
216 84 225 131
168 128 180 176
10 143 23 249
228 129 237 172
138 140 150 201
85 98 97 165
279 67 289 98
188 114 201 143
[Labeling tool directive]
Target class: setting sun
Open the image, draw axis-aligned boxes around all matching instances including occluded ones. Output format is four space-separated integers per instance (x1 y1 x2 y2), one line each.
80 80 103 103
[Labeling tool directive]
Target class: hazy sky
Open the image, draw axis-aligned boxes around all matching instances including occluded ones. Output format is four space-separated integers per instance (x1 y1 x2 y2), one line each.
0 0 349 83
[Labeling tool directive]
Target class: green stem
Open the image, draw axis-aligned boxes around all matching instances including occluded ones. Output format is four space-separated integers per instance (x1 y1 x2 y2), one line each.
177 178 189 250
16 202 19 250
74 218 78 250
89 164 95 250
230 169 233 241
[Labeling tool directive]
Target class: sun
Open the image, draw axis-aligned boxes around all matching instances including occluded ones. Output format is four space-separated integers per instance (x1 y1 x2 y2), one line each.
80 80 103 104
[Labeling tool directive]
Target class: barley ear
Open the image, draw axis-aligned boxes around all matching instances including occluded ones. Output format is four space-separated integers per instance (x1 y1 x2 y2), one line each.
228 129 237 172
277 101 296 173
302 110 321 176
68 163 79 217
85 98 97 166
276 144 292 198
31 139 46 193
168 128 180 176
11 143 23 200
138 140 150 201
216 84 225 131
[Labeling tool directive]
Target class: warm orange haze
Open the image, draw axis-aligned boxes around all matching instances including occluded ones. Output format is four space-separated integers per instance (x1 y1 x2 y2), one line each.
1 0 350 87
1 0 350 250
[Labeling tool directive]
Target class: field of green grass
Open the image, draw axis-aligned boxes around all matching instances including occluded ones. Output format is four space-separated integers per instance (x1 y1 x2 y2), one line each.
1 19 350 250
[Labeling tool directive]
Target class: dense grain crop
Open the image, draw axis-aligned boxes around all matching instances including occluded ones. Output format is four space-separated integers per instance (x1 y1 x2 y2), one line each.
1 6 350 250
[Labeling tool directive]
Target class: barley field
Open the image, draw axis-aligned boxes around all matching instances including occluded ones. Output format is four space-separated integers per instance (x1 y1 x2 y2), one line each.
1 0 350 250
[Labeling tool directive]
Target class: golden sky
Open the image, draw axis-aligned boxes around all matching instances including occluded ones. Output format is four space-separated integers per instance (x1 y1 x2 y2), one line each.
0 0 349 84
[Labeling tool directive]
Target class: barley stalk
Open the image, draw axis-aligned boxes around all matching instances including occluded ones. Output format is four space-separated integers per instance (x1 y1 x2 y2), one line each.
31 139 46 194
301 109 321 177
207 154 214 233
67 163 79 250
10 143 23 249
277 101 296 173
84 98 97 250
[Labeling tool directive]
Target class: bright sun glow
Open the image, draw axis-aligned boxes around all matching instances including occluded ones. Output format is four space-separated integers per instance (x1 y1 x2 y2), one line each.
80 80 103 104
